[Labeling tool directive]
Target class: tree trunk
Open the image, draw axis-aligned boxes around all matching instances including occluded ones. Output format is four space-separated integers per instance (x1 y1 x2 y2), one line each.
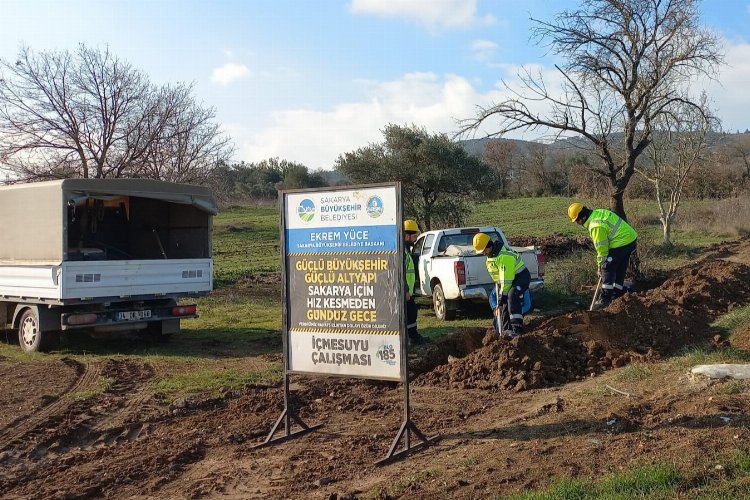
611 191 626 220
662 218 673 247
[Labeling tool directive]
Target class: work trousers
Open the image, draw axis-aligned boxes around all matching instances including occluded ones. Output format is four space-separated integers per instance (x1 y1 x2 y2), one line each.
406 296 419 339
489 268 531 335
601 240 637 304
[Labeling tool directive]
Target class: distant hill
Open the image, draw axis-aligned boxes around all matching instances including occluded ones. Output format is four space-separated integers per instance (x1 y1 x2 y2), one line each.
460 131 750 159
460 137 539 158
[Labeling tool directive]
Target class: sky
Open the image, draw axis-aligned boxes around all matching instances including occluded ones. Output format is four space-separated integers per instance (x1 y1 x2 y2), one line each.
1 0 749 170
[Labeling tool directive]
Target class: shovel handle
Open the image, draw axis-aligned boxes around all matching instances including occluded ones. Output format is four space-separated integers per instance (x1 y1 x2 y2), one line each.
494 283 502 336
589 276 603 311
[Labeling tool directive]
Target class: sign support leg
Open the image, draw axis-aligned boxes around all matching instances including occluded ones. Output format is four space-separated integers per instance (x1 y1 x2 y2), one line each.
375 346 437 464
254 373 322 449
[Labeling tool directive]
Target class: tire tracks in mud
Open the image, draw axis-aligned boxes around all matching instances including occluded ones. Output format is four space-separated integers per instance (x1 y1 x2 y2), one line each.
0 357 99 453
0 358 177 497
0 358 160 463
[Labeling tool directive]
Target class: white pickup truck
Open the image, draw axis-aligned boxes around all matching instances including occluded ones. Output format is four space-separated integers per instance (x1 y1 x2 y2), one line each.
411 226 545 320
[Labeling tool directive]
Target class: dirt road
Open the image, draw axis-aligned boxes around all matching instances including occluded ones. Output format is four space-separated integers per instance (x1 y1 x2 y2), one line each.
1 237 749 499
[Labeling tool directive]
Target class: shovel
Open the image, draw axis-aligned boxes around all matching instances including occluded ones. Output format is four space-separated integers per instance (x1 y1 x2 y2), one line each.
589 276 603 311
494 283 504 339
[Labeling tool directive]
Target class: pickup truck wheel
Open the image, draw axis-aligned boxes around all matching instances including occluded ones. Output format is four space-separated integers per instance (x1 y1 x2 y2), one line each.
432 283 457 321
18 309 46 352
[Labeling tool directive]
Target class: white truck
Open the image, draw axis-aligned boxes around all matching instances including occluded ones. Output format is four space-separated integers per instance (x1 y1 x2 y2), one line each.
411 226 545 320
0 179 216 352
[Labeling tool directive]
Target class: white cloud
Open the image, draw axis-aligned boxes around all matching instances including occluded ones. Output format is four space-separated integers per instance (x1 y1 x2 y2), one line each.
232 72 506 169
471 39 498 62
701 40 750 133
348 0 495 28
210 63 250 86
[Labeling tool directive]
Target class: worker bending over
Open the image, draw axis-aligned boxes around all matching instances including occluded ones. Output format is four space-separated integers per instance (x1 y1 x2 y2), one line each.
568 203 638 308
473 233 530 337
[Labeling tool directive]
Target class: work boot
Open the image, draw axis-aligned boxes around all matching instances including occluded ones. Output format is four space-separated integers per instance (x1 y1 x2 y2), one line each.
409 334 429 345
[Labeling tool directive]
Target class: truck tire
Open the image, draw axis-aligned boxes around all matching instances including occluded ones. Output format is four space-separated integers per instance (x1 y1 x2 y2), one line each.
432 283 457 321
17 309 57 352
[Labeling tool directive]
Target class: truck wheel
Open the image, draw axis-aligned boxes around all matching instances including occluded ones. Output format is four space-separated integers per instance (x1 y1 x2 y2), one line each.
18 309 46 352
432 283 457 321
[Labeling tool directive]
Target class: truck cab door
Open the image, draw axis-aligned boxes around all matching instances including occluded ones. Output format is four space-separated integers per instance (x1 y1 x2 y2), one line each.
412 234 434 295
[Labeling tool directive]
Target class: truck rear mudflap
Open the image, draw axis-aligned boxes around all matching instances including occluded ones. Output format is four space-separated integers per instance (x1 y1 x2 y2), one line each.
61 303 197 331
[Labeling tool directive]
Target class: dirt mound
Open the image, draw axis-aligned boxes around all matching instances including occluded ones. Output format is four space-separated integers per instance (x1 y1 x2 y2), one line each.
417 239 750 391
508 233 591 258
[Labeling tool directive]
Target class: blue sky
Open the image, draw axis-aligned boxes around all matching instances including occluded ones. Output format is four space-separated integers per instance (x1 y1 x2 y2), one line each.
2 0 749 169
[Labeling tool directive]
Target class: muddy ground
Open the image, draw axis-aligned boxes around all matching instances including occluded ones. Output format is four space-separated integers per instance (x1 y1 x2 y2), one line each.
1 237 750 498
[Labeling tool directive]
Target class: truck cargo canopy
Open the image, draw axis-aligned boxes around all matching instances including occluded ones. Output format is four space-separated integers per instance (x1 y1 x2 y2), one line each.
0 179 216 265
61 178 218 215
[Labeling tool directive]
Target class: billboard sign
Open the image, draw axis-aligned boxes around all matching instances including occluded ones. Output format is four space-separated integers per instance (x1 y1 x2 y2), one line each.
282 184 403 381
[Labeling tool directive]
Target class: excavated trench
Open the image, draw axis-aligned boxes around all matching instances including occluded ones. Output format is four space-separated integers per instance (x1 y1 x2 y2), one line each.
411 237 750 392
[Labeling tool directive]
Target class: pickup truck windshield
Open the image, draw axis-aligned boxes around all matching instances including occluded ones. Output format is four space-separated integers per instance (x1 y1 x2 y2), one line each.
435 231 502 254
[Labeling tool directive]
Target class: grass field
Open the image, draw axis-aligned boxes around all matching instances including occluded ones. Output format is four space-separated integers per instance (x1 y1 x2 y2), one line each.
204 196 748 341
1 196 748 363
1 195 745 362
212 196 749 288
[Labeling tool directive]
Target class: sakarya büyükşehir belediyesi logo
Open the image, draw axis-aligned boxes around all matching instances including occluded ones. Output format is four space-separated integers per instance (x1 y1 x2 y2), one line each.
366 195 383 218
297 198 316 222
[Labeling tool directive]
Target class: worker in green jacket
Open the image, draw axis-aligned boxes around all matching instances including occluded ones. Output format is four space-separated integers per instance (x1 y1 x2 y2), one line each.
404 219 427 345
568 203 638 308
473 232 531 337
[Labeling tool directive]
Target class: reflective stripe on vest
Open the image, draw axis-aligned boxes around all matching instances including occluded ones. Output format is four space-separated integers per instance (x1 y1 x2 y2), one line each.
485 247 526 294
589 216 622 247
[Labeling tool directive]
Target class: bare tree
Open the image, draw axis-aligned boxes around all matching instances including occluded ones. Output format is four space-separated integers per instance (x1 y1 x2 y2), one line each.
725 134 750 187
139 85 233 183
636 95 716 245
460 0 723 219
482 139 516 196
0 44 232 182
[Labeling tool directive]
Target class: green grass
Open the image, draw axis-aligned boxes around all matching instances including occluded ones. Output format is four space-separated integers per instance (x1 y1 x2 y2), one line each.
671 347 750 370
67 376 115 400
207 196 742 289
154 366 282 394
506 463 682 500
613 363 653 382
0 292 284 361
1 197 745 363
467 197 577 237
213 206 280 286
468 196 737 272
712 305 750 337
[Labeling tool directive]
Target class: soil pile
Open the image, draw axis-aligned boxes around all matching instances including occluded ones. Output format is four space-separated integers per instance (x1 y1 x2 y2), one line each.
417 239 750 391
508 233 591 258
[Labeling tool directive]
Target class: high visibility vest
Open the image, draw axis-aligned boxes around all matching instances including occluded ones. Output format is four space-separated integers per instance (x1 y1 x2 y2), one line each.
404 250 415 295
485 245 526 295
584 209 638 266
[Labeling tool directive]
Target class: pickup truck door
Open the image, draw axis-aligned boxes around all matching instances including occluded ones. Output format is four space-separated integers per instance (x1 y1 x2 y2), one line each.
412 233 434 295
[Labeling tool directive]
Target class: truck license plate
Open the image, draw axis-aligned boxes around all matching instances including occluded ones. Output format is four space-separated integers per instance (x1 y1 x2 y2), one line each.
116 310 152 321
